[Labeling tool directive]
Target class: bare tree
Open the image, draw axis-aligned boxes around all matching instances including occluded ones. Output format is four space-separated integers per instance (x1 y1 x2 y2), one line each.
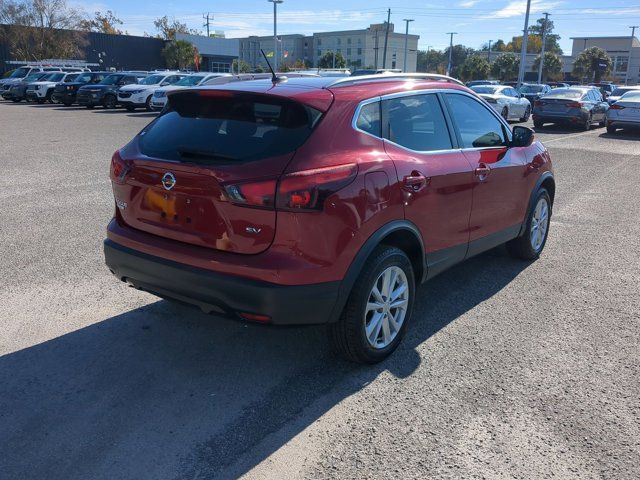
0 0 88 61
80 10 125 35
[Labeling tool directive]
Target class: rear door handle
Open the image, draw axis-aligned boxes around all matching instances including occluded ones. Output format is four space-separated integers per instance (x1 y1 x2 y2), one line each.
474 163 491 180
403 171 429 192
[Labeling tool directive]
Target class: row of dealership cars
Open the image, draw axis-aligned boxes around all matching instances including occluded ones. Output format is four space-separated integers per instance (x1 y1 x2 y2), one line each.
2 66 640 134
466 80 640 133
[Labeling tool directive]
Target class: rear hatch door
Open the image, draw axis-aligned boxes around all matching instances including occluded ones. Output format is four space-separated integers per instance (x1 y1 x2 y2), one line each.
113 89 331 254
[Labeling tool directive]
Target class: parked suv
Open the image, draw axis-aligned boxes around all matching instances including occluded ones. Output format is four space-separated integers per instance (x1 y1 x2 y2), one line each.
104 74 555 363
0 65 61 94
2 71 51 101
118 71 184 111
25 72 79 103
52 71 110 106
77 72 146 109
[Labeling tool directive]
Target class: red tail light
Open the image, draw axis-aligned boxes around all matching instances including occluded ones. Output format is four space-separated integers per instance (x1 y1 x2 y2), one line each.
223 178 277 208
567 101 583 108
276 163 358 211
223 164 358 212
110 150 130 184
610 104 625 110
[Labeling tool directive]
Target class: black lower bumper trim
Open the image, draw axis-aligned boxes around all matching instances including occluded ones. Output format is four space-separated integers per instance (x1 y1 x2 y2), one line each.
104 239 341 325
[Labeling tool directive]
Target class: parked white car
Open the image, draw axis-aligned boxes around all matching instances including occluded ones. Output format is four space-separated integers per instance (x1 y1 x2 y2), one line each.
150 73 231 111
606 90 640 134
606 86 640 105
25 72 79 103
470 85 532 122
117 72 184 111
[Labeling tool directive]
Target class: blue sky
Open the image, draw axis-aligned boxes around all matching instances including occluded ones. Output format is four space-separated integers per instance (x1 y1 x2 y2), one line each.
76 0 640 53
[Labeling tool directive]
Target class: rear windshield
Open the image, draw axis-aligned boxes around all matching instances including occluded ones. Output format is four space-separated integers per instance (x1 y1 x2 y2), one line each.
175 75 208 86
140 74 166 85
612 87 637 97
543 89 583 100
621 91 640 100
139 92 323 163
471 86 499 94
520 85 544 93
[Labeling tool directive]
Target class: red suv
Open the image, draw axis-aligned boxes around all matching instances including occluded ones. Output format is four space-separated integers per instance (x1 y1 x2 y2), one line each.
105 74 554 363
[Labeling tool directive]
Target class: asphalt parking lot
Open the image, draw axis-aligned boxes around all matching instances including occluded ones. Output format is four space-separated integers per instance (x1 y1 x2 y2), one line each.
1 101 639 480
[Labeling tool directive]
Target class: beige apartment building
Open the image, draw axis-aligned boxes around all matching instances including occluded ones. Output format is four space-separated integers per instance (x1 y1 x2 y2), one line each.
570 36 640 84
238 23 419 72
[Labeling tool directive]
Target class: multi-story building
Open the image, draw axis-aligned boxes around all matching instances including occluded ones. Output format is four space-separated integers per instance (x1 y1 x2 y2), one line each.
570 36 640 84
238 23 419 72
175 33 239 73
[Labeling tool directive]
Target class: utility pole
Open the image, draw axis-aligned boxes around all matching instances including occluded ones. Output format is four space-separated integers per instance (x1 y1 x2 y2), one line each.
374 31 379 69
537 12 550 84
426 45 432 72
446 32 457 76
487 40 492 61
517 0 532 88
203 13 213 37
627 26 639 85
402 19 414 72
268 0 283 72
382 9 391 69
333 38 336 69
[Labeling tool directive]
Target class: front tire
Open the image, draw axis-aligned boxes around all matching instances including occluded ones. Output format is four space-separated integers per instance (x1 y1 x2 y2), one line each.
606 125 617 134
533 119 544 129
507 188 551 260
329 246 415 364
145 95 153 112
103 94 117 109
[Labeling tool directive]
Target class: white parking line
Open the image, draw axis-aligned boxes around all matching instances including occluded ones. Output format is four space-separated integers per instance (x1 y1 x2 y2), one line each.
540 130 598 144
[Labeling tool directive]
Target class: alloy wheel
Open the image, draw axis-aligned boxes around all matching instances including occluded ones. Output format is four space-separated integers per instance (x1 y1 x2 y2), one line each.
364 266 409 349
530 197 549 252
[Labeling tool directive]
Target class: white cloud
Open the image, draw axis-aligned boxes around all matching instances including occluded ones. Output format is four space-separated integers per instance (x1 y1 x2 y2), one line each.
492 0 563 19
459 0 480 7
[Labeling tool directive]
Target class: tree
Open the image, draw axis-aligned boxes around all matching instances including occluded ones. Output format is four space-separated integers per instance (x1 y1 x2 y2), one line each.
153 16 199 40
533 51 563 81
459 55 491 81
317 51 346 69
0 0 87 60
480 39 507 52
491 52 520 81
573 47 612 83
162 40 197 70
80 10 124 35
506 34 542 54
417 49 444 73
529 16 562 54
232 59 252 74
442 45 474 77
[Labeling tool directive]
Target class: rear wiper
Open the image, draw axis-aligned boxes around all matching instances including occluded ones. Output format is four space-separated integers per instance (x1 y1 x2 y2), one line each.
177 148 237 163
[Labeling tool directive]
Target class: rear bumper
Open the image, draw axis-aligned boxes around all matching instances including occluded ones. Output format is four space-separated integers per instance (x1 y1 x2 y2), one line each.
607 118 640 129
104 239 341 325
532 112 588 124
77 93 103 106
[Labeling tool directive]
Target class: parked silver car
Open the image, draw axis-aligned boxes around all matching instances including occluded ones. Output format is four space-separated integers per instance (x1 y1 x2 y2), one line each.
470 85 532 122
607 86 640 105
606 90 640 133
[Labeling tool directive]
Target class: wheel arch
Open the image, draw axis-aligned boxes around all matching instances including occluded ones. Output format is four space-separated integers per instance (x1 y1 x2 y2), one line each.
328 220 426 323
518 171 555 236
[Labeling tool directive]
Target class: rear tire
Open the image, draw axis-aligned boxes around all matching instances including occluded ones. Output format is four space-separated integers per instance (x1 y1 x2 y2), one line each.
598 118 606 128
606 125 617 134
329 246 415 364
581 114 592 131
533 119 544 129
519 105 531 122
507 188 551 261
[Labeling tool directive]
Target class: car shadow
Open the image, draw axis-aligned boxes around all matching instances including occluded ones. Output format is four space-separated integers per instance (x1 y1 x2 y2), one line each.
599 130 640 141
533 123 590 135
0 246 530 480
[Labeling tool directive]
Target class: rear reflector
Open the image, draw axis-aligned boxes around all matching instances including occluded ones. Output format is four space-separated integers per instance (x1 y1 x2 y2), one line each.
239 312 271 323
610 104 625 110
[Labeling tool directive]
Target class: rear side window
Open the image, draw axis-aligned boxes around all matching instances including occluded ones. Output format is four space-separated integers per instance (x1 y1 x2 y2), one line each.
139 92 322 163
382 94 453 152
444 93 507 149
356 102 381 137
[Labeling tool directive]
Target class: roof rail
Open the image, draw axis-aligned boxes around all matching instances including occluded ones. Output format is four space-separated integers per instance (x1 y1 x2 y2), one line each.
326 73 465 88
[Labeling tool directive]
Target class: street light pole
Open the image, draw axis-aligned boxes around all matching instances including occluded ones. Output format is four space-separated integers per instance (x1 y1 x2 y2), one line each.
426 45 432 72
403 19 414 72
446 32 457 76
517 0 532 88
268 0 283 72
382 9 391 69
627 26 639 85
487 40 492 61
537 12 550 84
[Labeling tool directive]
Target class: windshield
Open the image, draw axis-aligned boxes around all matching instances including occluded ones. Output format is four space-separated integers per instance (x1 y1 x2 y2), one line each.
611 88 636 97
174 75 207 86
10 67 31 78
75 73 93 83
47 73 65 82
139 92 322 163
543 89 583 100
100 75 123 85
520 85 544 93
64 74 79 82
471 86 499 94
24 73 44 82
621 91 640 100
139 74 165 85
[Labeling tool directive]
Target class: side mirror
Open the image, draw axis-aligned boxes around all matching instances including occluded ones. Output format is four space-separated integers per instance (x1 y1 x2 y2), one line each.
512 126 535 147
160 81 170 86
